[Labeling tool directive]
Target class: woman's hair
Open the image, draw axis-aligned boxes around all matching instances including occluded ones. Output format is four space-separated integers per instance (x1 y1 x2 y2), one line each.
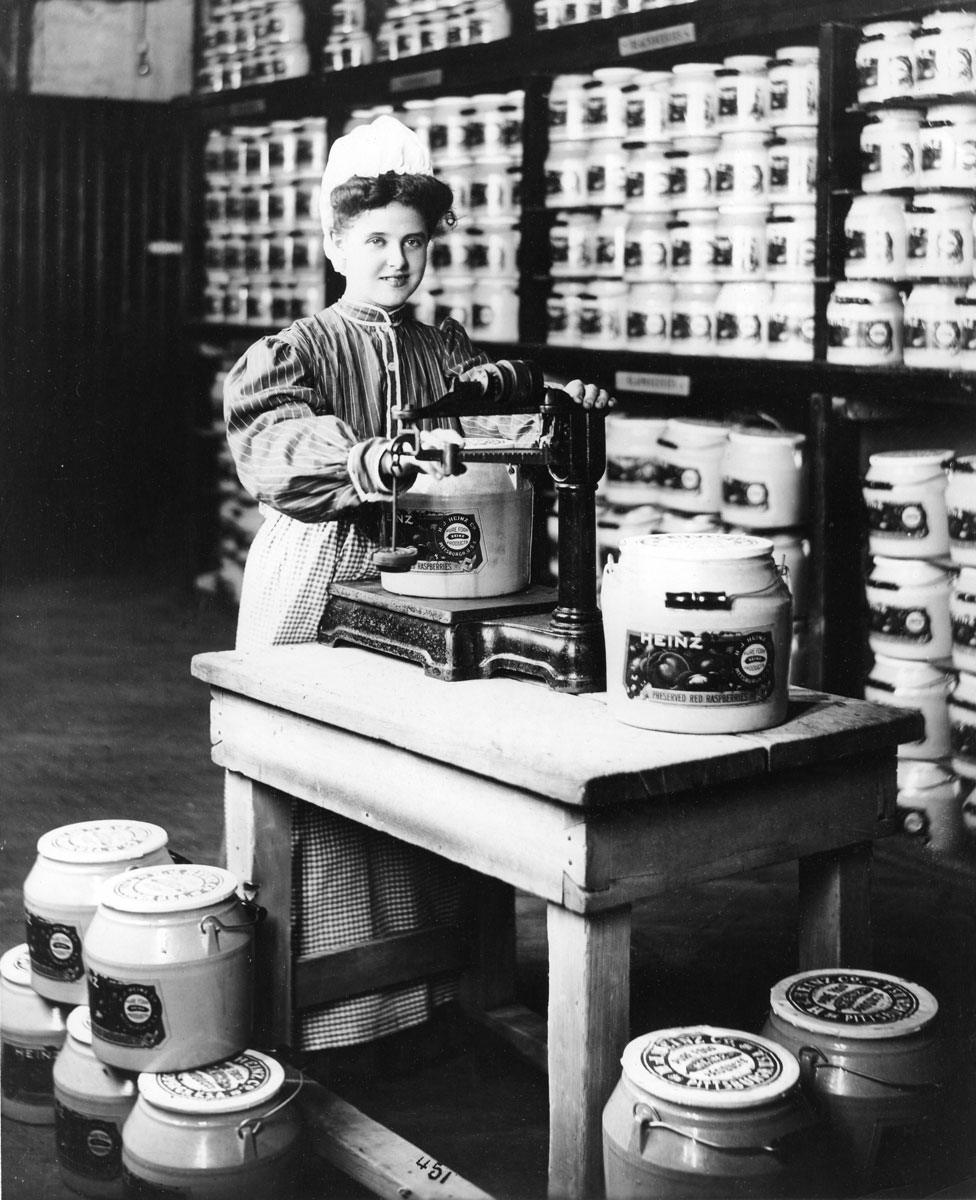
329 171 456 238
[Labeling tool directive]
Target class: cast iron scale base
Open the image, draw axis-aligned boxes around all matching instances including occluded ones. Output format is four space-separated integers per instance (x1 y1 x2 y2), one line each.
318 362 608 695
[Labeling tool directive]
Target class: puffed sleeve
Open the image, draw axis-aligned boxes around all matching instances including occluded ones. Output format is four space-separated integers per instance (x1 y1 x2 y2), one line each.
437 318 539 448
223 332 393 523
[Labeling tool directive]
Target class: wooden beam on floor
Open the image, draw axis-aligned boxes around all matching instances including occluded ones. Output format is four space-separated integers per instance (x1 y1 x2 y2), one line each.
299 1079 496 1200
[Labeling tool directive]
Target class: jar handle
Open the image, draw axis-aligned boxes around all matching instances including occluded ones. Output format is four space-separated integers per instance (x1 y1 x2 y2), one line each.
237 1072 304 1162
200 900 266 953
799 1046 944 1092
632 1102 781 1156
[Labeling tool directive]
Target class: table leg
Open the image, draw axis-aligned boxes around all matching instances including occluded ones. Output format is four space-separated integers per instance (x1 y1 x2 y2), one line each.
798 841 872 969
224 769 295 1048
547 903 631 1200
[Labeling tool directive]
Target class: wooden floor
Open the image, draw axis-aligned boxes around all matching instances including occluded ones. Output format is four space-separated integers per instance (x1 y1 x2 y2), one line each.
2 574 976 1199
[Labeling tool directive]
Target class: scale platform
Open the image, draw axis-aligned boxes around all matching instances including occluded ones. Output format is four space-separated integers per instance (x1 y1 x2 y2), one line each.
318 580 605 692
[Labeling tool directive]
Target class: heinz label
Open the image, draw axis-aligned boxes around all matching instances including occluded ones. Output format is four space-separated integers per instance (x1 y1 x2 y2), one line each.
88 973 166 1049
395 509 485 573
623 629 776 705
25 911 85 983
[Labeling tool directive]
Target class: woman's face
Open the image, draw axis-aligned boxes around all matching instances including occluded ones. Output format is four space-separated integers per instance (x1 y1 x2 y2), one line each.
332 202 430 310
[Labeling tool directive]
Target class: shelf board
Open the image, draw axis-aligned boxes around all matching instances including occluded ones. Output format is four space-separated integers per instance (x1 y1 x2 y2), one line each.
176 0 932 124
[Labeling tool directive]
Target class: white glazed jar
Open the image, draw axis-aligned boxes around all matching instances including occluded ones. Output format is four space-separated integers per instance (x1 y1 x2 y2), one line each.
602 414 669 505
23 820 171 1006
914 10 976 99
550 210 596 277
716 55 770 133
53 1005 137 1198
548 74 589 142
951 567 976 672
947 456 976 567
904 192 974 280
625 71 672 143
586 136 628 208
844 193 907 280
593 207 627 278
767 126 817 204
767 282 815 360
714 130 769 204
626 281 673 352
546 283 584 346
727 526 812 615
669 208 718 282
0 943 68 1125
864 656 954 759
624 141 672 214
472 278 519 342
826 281 903 366
83 864 256 1073
587 67 639 140
862 450 951 560
670 281 719 356
578 281 628 349
903 283 966 368
721 426 808 528
949 669 976 780
624 211 670 282
669 137 720 209
715 281 771 357
856 20 918 105
765 203 816 280
121 1050 303 1200
667 63 720 139
714 205 768 281
866 556 954 662
896 759 968 852
860 109 921 193
602 535 792 733
545 139 588 208
919 104 976 191
768 45 819 128
650 418 728 512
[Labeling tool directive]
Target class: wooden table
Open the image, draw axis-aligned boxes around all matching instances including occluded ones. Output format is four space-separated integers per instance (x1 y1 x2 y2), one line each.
192 645 918 1200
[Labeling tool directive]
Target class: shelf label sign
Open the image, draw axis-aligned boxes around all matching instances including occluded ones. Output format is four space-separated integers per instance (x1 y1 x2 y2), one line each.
199 99 267 123
619 22 696 58
615 371 692 397
390 68 444 94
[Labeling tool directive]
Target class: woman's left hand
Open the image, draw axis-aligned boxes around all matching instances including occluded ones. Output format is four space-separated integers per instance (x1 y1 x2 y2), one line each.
564 379 616 410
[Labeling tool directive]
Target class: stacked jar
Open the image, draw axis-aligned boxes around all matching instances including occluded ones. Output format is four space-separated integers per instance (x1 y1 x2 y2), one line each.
834 11 976 370
195 0 309 93
322 0 373 71
375 0 510 62
400 93 521 341
203 120 327 326
721 420 811 675
545 45 817 359
948 456 976 792
861 449 972 851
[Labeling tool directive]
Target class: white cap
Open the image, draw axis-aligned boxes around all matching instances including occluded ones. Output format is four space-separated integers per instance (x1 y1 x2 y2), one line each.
320 115 432 264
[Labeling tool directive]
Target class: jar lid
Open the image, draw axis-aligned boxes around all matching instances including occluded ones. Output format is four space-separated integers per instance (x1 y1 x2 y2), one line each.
921 8 975 28
770 969 938 1039
869 449 953 470
99 864 240 913
37 820 169 865
67 1005 94 1046
774 45 818 62
897 758 957 793
619 533 773 563
722 54 769 72
663 417 728 443
137 1049 285 1114
869 556 953 587
861 19 918 36
593 66 639 85
621 1026 800 1109
728 425 805 447
671 62 722 76
0 943 33 987
868 653 951 689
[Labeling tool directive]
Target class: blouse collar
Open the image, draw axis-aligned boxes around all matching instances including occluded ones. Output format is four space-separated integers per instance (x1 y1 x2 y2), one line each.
336 297 406 327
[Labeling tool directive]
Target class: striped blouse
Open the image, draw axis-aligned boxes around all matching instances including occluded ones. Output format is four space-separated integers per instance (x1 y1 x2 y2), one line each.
224 296 535 649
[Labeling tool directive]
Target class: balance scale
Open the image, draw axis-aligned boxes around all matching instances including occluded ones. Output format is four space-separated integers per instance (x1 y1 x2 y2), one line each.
318 361 607 694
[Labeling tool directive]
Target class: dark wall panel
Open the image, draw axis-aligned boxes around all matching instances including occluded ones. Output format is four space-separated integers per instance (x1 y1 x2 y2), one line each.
1 95 189 583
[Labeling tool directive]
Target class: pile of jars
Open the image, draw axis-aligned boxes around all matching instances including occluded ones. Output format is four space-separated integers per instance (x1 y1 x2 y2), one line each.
827 10 976 369
370 0 511 64
534 0 692 29
349 95 523 341
862 449 976 852
202 120 327 326
544 49 820 360
1 819 303 1196
196 0 309 93
322 0 373 71
585 412 813 683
